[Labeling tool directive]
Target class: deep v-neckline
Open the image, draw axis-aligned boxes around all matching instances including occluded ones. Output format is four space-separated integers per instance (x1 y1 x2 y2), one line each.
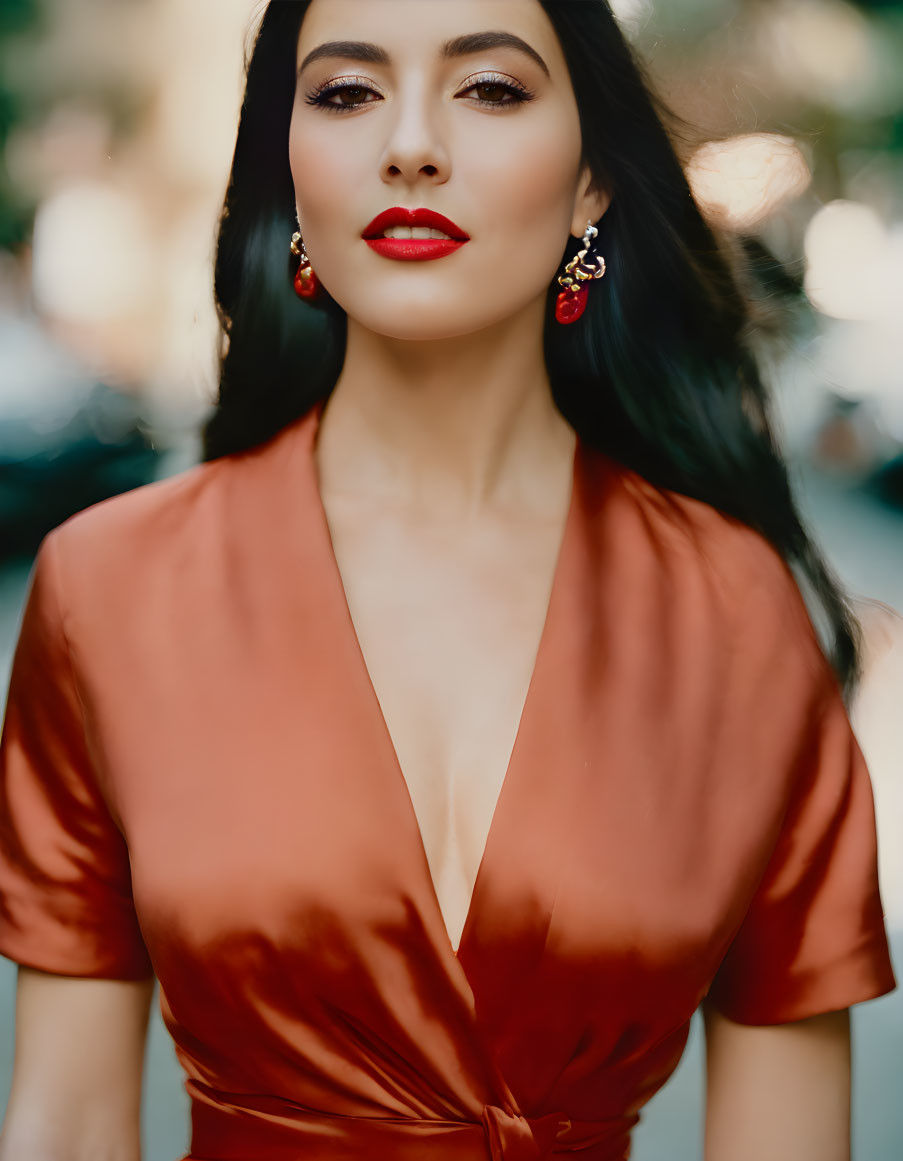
301 399 580 964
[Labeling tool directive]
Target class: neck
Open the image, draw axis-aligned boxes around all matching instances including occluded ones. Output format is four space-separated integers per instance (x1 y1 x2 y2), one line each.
313 313 576 522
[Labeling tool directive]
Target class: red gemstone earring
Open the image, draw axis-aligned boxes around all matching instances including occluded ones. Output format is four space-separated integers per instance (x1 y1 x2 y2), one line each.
290 227 320 300
555 220 606 324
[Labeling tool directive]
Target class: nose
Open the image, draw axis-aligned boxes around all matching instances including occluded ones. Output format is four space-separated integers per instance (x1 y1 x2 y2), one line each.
378 81 451 185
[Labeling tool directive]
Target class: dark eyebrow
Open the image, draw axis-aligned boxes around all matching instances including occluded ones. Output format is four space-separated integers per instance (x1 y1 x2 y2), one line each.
298 31 551 80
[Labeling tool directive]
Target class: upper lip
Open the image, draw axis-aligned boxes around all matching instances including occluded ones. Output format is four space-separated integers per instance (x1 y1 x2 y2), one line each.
362 207 470 240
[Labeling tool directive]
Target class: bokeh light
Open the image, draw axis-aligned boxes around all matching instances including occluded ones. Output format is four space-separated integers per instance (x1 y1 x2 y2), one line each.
686 132 812 230
804 200 903 322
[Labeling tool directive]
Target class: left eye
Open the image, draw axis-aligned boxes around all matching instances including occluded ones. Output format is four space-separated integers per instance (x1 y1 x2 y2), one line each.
465 80 529 107
306 76 533 114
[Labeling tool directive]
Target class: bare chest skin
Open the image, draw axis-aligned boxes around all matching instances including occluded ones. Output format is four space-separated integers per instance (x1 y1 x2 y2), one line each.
320 493 571 955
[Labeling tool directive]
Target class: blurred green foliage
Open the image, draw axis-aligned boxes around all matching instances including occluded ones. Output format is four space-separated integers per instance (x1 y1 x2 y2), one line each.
0 0 41 248
0 0 37 34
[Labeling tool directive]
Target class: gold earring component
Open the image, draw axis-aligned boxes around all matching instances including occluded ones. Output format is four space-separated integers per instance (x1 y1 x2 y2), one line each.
291 229 319 300
555 220 606 325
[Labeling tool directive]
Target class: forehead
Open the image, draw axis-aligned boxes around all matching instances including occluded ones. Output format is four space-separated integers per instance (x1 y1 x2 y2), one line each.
297 0 561 73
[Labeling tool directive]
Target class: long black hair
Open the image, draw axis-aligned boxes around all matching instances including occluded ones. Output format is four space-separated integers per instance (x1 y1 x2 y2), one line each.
204 0 866 703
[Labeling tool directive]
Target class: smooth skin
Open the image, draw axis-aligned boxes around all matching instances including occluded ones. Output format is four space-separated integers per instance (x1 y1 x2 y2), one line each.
0 968 154 1161
292 2 857 1157
0 978 853 1161
0 1 867 1158
702 1004 852 1161
290 0 610 964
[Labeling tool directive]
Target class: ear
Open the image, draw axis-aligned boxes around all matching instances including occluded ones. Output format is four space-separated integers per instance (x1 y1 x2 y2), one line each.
571 165 612 238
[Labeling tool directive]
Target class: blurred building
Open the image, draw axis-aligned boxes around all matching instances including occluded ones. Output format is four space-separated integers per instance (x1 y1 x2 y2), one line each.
1 0 262 425
0 3 901 1160
2 0 901 459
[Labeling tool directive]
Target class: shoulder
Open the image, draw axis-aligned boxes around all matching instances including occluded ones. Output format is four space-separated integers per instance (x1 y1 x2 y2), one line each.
51 456 228 566
615 461 816 619
43 450 249 629
49 414 307 575
39 414 308 644
59 449 231 535
598 458 830 692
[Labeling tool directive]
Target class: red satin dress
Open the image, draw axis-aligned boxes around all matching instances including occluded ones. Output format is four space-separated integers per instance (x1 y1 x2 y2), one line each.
0 398 896 1160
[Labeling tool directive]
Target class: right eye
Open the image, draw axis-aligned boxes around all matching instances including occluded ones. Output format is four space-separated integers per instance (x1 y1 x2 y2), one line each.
305 79 380 114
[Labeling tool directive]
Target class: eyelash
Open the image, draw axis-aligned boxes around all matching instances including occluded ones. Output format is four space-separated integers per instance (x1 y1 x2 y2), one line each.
305 73 534 114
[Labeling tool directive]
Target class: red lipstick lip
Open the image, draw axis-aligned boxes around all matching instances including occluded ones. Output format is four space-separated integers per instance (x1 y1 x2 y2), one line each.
362 207 469 241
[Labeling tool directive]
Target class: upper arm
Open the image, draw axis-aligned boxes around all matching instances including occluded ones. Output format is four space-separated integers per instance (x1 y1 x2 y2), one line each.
0 529 153 977
0 531 156 1157
700 540 895 1026
702 1002 851 1161
0 966 154 1161
696 537 895 1159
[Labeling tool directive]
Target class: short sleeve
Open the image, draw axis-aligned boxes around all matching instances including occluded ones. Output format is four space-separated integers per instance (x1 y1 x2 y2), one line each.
703 654 897 1025
0 529 154 979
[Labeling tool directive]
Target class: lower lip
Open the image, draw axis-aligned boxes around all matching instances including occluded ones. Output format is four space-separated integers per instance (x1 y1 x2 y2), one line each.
364 237 469 261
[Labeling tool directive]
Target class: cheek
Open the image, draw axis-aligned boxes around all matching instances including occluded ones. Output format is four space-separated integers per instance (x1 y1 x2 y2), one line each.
483 123 580 221
288 109 361 229
460 114 583 272
286 99 584 312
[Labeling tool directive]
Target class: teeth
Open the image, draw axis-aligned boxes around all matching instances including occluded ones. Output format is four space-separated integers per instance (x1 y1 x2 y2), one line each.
381 226 453 240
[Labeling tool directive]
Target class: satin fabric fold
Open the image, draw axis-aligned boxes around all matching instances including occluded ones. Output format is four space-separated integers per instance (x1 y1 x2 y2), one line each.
188 1093 633 1161
0 395 894 1161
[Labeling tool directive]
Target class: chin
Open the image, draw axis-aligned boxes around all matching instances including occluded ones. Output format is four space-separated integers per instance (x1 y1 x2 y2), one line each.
345 306 497 343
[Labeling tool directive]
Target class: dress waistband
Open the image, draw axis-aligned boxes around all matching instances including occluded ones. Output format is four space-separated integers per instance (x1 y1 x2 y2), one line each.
187 1091 635 1160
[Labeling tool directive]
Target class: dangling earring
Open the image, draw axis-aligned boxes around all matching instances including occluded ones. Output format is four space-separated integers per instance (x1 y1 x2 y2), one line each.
555 220 606 324
291 227 320 300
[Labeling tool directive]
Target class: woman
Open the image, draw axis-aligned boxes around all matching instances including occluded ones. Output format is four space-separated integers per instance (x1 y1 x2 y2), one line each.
0 2 896 1159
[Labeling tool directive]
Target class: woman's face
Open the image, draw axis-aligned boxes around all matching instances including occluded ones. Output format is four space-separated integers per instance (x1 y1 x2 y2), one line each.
289 0 609 341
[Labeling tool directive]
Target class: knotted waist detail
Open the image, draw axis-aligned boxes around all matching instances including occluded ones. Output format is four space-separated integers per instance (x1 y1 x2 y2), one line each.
187 1089 634 1160
481 1104 572 1159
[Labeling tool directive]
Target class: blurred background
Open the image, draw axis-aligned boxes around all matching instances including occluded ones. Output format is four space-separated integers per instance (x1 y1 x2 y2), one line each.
0 0 900 1157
